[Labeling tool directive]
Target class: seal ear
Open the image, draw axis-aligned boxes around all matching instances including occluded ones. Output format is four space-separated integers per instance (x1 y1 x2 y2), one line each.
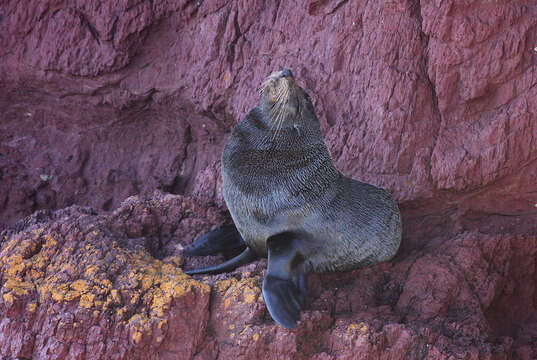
262 232 308 329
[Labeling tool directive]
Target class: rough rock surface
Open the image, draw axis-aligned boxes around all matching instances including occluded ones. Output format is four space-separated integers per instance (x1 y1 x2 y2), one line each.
1 0 536 358
1 192 536 359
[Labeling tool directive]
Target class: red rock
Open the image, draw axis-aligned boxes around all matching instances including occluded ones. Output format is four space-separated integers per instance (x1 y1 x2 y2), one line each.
0 193 535 359
1 0 536 358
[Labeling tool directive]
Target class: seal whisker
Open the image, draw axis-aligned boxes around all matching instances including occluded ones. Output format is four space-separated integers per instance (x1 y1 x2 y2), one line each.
269 87 289 141
271 92 288 141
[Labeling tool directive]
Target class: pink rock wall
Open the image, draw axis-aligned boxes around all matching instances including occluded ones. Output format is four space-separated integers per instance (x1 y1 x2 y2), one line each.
1 0 537 358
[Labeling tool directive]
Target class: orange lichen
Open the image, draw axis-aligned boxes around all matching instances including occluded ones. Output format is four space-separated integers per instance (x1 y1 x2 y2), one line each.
132 331 142 344
3 293 14 305
1 222 210 345
157 319 168 331
347 323 358 333
84 265 99 277
130 293 140 304
4 278 33 295
215 276 262 309
5 254 26 277
50 284 69 302
71 280 90 293
243 289 257 304
239 324 251 336
80 293 95 308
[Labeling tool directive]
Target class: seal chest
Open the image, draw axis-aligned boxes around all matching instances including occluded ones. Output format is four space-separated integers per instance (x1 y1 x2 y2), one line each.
185 69 402 328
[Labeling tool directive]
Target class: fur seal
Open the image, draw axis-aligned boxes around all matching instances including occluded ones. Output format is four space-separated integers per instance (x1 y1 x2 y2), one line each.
185 69 402 328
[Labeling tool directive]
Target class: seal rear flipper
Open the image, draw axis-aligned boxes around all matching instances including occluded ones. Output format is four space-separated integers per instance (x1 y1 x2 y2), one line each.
184 247 257 275
262 232 308 329
185 224 245 257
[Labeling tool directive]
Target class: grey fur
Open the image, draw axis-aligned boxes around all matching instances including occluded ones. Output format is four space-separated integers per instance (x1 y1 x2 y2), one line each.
222 72 402 273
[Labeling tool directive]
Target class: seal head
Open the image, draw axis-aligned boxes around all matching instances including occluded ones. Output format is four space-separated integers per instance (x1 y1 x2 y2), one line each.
259 69 316 141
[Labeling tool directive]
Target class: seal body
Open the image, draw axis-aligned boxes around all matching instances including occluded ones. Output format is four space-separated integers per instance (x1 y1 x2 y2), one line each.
221 72 401 273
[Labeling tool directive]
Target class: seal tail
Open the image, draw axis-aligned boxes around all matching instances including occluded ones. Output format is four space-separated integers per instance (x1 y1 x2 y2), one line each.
184 247 257 275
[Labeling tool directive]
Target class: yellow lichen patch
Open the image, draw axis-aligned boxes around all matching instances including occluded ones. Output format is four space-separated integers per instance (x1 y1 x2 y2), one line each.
3 293 14 305
130 293 140 304
243 288 257 304
2 237 22 254
150 290 171 317
50 283 70 302
117 307 127 317
42 234 58 248
29 269 44 281
214 279 233 294
239 324 251 336
216 276 261 309
132 331 142 344
64 290 81 302
84 265 99 277
79 293 95 308
2 224 210 347
129 313 152 334
4 278 33 296
71 280 90 293
141 276 153 290
157 319 167 329
253 333 260 342
347 323 359 334
360 325 368 333
59 262 76 275
5 254 26 277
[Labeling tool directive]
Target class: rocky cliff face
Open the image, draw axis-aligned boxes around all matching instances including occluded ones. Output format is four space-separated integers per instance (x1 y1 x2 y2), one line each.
1 0 536 359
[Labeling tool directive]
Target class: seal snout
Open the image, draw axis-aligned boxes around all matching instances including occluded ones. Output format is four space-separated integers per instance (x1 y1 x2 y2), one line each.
280 69 293 78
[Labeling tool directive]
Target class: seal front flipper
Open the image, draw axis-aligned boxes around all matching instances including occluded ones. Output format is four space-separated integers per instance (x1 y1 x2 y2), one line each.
262 232 308 329
185 225 245 257
184 247 257 275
